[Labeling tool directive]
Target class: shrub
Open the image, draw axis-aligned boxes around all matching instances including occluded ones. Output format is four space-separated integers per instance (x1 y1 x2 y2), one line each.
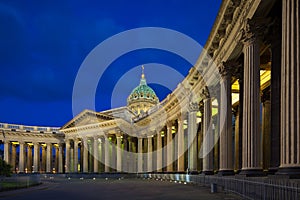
0 159 12 177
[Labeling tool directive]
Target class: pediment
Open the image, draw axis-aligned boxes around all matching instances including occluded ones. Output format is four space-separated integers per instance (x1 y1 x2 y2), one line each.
61 109 114 130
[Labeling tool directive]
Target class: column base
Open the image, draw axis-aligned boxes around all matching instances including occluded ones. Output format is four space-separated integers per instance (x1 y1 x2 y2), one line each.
217 170 235 176
276 167 300 179
202 170 214 175
188 170 199 175
267 167 279 175
239 169 264 177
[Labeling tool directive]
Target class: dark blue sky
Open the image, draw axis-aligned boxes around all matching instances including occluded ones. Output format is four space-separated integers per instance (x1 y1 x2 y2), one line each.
0 0 222 127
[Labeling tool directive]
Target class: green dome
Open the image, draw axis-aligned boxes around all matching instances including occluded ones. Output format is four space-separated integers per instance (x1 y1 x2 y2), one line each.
127 70 159 106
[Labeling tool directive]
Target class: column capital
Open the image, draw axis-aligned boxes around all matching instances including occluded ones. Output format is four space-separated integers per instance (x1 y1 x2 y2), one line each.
188 101 199 112
201 86 210 99
166 120 173 128
240 18 271 46
218 61 233 78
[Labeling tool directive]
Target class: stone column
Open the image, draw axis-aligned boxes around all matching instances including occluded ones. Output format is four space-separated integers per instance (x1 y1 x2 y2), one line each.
138 137 143 172
156 130 162 172
177 114 185 172
130 137 137 172
74 140 79 173
262 91 271 170
41 145 46 172
240 19 263 175
277 0 300 176
116 135 122 172
70 144 74 172
188 103 198 173
100 137 105 172
65 140 70 173
105 136 110 172
27 145 33 172
202 90 213 175
147 136 153 172
19 142 25 173
46 143 52 173
218 62 234 175
93 137 99 173
166 121 173 172
33 142 39 173
11 144 16 172
122 136 128 172
55 146 59 172
3 140 10 164
58 143 63 173
83 138 89 173
198 103 204 171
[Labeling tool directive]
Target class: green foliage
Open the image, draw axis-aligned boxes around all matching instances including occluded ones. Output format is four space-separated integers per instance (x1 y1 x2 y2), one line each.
0 158 12 177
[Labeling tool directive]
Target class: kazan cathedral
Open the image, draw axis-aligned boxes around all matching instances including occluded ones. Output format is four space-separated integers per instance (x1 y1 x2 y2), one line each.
0 0 300 198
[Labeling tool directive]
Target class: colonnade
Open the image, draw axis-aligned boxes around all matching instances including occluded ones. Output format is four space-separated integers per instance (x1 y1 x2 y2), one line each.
2 141 63 173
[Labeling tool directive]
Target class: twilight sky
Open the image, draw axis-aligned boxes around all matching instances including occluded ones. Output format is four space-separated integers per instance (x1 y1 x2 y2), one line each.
0 0 222 127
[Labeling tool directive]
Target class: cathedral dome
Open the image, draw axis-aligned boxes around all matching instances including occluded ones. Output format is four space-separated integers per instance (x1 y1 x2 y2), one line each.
127 66 159 115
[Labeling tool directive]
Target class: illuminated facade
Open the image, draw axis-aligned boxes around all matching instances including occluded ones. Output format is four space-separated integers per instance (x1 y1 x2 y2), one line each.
0 0 299 177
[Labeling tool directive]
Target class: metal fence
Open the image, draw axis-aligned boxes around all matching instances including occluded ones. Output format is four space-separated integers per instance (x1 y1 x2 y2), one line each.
140 173 300 200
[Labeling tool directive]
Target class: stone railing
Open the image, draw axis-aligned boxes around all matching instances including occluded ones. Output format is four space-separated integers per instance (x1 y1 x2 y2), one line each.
0 123 61 134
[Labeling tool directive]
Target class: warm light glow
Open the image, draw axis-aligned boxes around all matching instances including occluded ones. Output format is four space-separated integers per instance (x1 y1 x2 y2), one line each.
232 93 239 106
11 141 19 145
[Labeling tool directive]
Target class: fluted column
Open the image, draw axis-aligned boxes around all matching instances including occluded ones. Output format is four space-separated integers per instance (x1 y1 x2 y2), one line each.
138 137 143 172
278 0 300 176
166 122 173 172
240 19 263 175
147 136 153 172
156 130 162 172
33 142 39 173
19 142 25 173
202 91 213 175
46 143 52 173
177 114 185 172
218 62 234 175
4 140 10 164
58 143 63 173
105 136 110 172
65 140 70 173
116 135 122 172
83 138 88 173
233 107 240 172
74 140 79 172
93 137 99 173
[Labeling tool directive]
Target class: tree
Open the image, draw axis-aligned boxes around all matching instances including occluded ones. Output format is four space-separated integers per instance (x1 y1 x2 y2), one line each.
0 159 12 177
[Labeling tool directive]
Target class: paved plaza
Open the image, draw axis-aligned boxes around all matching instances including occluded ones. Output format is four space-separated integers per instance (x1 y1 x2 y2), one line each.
0 178 241 200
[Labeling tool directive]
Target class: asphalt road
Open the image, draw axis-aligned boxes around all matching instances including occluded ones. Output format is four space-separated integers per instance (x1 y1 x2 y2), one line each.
0 178 241 200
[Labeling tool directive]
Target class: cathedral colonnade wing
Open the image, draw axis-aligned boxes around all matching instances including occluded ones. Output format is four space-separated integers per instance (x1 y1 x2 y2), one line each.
1 0 300 177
